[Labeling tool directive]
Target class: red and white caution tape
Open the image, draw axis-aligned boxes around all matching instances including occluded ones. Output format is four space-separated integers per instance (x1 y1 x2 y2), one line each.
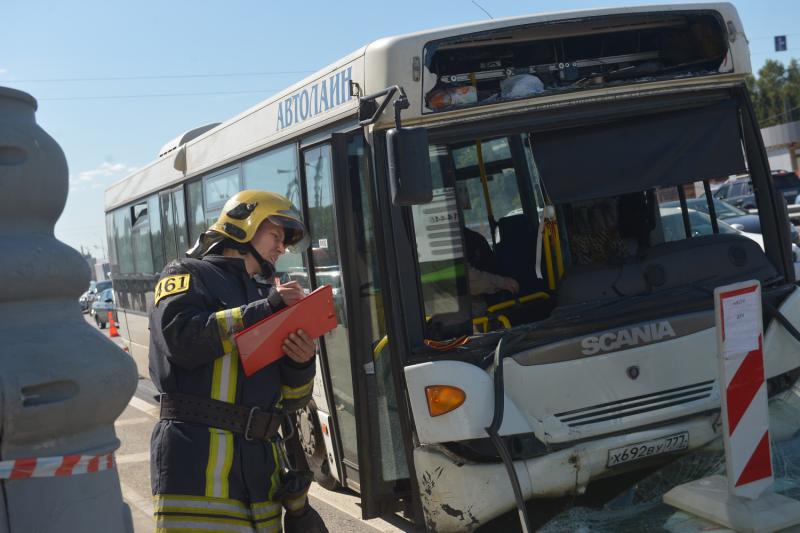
0 452 115 480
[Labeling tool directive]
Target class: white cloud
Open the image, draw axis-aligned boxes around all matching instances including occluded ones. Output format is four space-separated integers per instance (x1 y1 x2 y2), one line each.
77 162 128 182
0 69 7 75
72 162 135 189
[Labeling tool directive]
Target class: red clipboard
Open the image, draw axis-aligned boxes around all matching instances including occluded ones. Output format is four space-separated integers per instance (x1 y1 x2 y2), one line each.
234 284 337 377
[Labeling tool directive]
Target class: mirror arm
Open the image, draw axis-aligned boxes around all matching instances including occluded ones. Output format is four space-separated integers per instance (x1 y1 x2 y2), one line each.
393 88 410 129
358 85 408 127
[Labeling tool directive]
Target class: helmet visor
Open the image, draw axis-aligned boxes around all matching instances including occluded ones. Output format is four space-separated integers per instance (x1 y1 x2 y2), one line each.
267 214 309 253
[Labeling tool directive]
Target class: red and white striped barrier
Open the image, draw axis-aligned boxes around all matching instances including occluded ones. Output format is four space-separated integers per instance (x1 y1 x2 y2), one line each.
662 279 800 531
716 280 773 499
0 452 115 480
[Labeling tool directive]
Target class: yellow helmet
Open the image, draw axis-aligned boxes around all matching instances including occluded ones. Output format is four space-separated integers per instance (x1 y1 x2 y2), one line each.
187 190 309 259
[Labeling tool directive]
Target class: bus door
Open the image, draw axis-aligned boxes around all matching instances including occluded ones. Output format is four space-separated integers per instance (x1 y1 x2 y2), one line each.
300 132 414 518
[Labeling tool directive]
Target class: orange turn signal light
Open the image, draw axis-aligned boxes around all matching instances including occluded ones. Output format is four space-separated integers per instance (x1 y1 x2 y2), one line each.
425 385 466 417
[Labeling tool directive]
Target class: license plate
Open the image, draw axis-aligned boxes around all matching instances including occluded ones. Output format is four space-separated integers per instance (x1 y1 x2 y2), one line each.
607 431 689 467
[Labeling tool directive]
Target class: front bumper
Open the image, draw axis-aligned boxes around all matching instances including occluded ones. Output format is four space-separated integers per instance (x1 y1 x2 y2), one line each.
414 413 720 532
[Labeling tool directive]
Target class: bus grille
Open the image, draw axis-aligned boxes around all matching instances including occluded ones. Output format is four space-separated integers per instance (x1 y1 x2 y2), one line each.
554 380 715 427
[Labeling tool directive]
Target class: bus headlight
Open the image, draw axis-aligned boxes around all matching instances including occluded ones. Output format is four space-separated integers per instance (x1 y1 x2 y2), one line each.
425 385 466 417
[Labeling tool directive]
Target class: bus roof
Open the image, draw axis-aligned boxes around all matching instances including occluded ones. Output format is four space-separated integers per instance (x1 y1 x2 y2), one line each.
106 2 747 211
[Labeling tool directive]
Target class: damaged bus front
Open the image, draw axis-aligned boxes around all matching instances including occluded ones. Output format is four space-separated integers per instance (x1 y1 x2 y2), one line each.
360 4 800 531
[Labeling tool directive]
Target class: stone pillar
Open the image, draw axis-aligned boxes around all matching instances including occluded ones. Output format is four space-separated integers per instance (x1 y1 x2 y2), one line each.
0 87 137 532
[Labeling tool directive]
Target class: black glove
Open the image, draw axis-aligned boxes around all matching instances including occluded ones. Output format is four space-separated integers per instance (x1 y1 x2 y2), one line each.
273 470 312 503
284 502 328 533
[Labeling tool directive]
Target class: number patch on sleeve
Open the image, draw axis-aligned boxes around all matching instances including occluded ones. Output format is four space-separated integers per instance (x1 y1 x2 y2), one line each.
154 274 191 305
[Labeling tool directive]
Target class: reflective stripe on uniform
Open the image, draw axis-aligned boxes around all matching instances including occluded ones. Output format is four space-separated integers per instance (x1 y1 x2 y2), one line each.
250 500 282 522
206 307 244 498
280 379 313 400
155 514 254 533
153 494 283 532
268 443 281 502
254 516 282 533
154 494 251 520
213 307 244 404
205 428 235 498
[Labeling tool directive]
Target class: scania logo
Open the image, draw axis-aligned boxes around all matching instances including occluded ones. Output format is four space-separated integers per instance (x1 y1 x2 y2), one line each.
580 321 676 356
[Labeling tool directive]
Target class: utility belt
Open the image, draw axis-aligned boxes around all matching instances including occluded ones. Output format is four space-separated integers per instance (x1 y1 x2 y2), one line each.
159 392 284 442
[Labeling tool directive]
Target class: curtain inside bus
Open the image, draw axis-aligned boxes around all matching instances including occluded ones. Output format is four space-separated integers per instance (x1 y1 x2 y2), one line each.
531 100 747 204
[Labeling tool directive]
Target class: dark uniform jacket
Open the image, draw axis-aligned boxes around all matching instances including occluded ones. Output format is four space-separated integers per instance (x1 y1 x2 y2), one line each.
149 254 315 412
148 254 315 505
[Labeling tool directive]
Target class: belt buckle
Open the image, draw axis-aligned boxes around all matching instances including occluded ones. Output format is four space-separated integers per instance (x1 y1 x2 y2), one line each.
244 406 260 441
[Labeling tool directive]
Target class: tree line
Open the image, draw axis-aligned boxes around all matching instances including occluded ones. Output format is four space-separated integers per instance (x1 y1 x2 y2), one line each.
746 58 800 127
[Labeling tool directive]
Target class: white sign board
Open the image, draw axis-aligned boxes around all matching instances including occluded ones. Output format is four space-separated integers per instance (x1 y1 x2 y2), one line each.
714 280 773 500
412 187 463 263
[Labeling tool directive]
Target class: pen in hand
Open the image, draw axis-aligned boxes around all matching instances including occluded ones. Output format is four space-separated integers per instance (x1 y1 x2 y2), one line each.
276 280 304 306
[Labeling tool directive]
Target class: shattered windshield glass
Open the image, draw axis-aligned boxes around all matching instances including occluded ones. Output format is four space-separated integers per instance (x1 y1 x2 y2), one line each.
539 383 800 532
423 12 728 113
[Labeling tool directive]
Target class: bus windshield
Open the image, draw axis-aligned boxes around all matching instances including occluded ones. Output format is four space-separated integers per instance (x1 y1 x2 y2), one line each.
410 97 769 341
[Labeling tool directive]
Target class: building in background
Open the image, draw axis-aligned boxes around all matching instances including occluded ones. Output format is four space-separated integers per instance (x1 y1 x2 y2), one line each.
79 247 111 282
762 120 800 174
94 261 111 281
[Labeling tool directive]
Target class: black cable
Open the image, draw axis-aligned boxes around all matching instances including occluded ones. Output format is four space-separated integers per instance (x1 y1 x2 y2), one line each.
764 297 800 345
485 332 532 533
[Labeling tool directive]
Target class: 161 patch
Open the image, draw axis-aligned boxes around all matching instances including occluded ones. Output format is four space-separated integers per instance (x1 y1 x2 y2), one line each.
154 274 190 305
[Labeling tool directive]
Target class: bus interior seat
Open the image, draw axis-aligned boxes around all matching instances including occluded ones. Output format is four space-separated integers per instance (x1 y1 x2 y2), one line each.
463 227 501 275
556 233 776 307
568 197 643 266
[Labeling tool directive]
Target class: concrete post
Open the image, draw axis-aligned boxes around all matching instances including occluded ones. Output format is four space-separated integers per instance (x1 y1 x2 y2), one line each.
0 87 138 532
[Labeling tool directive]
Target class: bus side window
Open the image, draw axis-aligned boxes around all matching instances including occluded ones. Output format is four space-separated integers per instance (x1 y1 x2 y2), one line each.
186 179 205 245
411 145 471 340
243 144 300 207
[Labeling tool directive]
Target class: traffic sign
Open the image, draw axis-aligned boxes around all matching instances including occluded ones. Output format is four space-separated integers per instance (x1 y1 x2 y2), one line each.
776 35 788 52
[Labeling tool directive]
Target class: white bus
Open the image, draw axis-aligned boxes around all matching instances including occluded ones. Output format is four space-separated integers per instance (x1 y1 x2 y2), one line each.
105 4 800 531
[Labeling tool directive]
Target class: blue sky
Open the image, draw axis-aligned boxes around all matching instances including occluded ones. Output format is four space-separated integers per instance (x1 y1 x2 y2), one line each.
2 0 798 260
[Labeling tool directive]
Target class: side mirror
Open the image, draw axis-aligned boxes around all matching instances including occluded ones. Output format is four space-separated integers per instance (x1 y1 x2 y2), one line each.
386 127 433 206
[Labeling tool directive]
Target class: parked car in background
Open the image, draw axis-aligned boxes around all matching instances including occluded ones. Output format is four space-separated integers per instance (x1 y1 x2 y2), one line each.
662 197 799 244
79 290 92 313
713 176 754 208
84 280 112 312
94 279 112 294
659 207 800 278
714 170 800 209
91 288 117 329
772 170 800 205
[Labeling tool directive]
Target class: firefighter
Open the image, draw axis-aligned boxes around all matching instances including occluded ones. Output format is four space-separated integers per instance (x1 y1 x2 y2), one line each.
149 190 326 532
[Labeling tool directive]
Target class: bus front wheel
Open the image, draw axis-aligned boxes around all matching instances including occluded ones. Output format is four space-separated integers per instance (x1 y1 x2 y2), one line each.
297 401 340 491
